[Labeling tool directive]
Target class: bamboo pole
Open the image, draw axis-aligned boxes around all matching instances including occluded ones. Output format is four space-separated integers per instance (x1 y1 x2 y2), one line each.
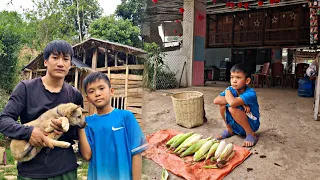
314 57 320 120
125 66 129 110
75 68 79 89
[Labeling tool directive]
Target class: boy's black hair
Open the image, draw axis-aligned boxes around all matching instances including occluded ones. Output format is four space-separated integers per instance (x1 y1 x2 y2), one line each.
230 63 251 78
43 40 74 60
83 72 111 93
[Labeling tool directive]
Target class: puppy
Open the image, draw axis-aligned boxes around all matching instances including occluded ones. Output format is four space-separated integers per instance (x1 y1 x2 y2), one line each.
10 103 87 162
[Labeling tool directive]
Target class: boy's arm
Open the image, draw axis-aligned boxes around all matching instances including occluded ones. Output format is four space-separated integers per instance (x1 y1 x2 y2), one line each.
225 90 245 107
213 95 228 105
78 128 92 161
132 153 142 180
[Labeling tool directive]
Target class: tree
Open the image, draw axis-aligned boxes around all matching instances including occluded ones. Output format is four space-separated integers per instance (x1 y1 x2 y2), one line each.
115 0 145 26
0 11 25 92
24 0 102 50
89 16 142 47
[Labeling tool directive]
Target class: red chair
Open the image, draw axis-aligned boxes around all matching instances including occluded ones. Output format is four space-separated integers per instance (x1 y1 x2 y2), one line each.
271 62 284 88
253 62 270 88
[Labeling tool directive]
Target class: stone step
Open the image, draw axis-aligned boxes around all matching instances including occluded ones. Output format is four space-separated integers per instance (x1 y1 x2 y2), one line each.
4 175 16 180
0 165 15 169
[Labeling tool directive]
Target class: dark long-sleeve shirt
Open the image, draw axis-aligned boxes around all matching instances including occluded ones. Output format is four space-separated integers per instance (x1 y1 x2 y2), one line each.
0 78 83 178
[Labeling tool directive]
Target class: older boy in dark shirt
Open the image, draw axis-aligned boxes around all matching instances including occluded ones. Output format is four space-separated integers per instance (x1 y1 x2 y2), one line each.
0 40 83 179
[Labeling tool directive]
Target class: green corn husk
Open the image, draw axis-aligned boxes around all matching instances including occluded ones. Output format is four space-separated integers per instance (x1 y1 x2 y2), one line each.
161 168 169 180
205 142 220 160
166 133 184 147
169 132 193 150
180 137 211 158
174 134 202 153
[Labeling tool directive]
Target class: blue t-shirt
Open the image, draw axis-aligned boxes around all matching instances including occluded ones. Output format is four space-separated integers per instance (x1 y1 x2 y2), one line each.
84 108 148 180
220 86 260 119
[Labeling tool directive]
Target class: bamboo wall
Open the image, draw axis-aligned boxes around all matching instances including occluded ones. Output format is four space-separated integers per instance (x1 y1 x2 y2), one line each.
81 65 144 124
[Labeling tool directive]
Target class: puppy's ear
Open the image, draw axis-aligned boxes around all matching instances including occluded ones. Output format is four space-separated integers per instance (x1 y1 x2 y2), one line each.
80 107 89 114
64 104 80 118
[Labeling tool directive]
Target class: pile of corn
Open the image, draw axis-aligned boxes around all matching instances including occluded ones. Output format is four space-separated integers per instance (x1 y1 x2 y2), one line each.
166 132 236 169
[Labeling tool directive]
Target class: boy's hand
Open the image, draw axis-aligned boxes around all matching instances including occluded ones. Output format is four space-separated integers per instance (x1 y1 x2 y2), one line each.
243 105 250 113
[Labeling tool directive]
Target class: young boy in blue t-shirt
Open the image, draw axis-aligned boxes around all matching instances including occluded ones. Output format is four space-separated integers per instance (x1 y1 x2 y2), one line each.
214 63 260 147
78 72 147 180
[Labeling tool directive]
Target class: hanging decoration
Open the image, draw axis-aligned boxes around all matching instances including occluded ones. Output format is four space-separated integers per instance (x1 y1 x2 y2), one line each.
197 14 204 21
175 19 181 23
239 19 244 26
229 1 235 9
226 2 230 7
272 16 278 23
270 0 275 5
174 29 177 34
309 1 318 44
179 34 183 37
179 8 184 13
275 0 280 3
244 2 249 10
212 0 216 4
254 19 260 27
237 2 243 8
258 0 263 7
152 0 158 4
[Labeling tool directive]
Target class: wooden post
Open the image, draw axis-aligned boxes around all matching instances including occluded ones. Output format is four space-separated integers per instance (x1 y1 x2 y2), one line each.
126 53 128 65
29 71 32 80
314 58 320 120
83 51 86 63
153 56 157 91
124 66 129 110
92 48 97 70
115 52 118 66
108 67 111 79
105 48 108 67
74 68 79 89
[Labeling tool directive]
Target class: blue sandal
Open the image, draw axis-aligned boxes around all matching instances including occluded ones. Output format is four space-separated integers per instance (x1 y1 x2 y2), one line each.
217 130 233 140
244 134 259 147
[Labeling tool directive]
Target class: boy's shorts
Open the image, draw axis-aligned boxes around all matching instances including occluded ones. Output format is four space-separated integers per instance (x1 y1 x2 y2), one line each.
225 106 260 136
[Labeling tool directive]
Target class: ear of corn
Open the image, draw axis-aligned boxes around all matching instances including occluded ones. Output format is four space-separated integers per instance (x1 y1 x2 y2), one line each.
214 140 227 158
180 137 211 158
161 168 169 180
180 134 202 148
166 133 183 147
225 150 236 162
193 139 214 161
205 142 220 160
210 156 217 163
170 132 193 149
174 134 200 153
217 143 234 162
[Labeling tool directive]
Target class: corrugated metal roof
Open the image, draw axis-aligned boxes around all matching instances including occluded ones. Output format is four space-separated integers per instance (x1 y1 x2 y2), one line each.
71 57 90 68
73 38 147 55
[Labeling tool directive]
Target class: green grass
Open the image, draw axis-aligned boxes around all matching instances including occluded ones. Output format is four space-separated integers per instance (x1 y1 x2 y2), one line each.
78 158 89 177
0 89 9 112
5 149 14 165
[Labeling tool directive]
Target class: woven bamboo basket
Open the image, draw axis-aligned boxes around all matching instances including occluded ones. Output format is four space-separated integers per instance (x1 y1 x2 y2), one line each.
171 91 204 128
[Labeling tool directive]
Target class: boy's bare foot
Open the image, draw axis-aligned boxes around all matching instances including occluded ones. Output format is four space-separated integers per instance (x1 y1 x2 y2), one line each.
243 134 259 147
216 130 234 140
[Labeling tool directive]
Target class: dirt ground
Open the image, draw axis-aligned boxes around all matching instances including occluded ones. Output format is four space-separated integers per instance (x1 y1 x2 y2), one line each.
141 82 320 180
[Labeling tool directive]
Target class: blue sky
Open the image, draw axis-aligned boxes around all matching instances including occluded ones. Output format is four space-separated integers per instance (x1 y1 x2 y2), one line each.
0 0 122 16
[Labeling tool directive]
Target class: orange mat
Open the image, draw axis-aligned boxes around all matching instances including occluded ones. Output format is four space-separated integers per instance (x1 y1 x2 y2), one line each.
142 129 252 180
